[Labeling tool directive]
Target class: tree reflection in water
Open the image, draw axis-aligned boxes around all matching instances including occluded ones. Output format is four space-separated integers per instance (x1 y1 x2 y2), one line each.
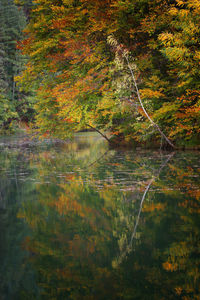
0 134 199 299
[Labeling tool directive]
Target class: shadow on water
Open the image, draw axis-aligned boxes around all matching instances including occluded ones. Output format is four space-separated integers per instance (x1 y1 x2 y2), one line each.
0 133 200 299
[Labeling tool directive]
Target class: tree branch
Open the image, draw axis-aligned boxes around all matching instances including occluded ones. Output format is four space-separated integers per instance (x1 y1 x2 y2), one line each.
86 123 110 143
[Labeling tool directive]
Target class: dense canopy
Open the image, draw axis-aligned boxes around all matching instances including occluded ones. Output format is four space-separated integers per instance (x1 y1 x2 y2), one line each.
1 0 200 147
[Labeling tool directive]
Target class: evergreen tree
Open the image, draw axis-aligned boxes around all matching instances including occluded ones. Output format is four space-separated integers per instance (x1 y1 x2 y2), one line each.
0 0 33 131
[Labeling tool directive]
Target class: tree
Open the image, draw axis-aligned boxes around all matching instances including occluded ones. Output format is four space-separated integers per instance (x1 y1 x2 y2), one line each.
17 0 200 147
0 0 34 131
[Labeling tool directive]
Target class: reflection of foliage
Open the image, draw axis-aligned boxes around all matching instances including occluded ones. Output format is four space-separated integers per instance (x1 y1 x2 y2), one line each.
19 180 118 299
0 135 200 299
157 157 200 299
18 145 200 299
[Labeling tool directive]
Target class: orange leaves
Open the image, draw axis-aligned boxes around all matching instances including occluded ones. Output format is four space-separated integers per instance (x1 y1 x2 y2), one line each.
140 88 165 99
16 0 116 138
16 37 33 52
52 19 69 30
61 39 88 62
171 91 200 137
163 261 178 272
158 32 174 46
17 0 200 144
152 88 200 140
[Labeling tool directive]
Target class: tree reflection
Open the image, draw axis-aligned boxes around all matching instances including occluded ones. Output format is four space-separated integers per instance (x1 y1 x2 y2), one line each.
18 149 200 299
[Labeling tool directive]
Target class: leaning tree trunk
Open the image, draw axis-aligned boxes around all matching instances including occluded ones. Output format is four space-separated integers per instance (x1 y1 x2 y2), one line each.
124 54 175 149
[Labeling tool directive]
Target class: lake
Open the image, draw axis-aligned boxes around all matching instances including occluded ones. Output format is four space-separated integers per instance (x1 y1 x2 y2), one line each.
0 133 199 299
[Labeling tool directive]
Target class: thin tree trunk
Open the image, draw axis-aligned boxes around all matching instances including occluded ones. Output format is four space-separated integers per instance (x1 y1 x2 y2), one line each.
124 55 175 149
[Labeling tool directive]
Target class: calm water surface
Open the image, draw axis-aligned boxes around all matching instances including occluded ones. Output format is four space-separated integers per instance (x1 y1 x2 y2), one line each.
0 133 199 299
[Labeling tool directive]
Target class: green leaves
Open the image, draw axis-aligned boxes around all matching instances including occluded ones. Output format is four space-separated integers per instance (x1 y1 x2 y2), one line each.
16 0 200 147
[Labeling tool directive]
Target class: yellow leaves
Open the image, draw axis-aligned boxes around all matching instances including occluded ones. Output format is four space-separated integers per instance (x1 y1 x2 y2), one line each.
187 0 200 12
50 5 65 13
183 21 198 36
176 0 200 13
15 62 39 91
29 39 57 58
96 93 117 119
168 7 179 16
140 88 164 99
159 2 200 68
165 46 190 61
97 95 115 111
168 6 190 21
175 0 185 6
158 32 174 46
153 103 178 119
169 124 191 138
179 9 190 18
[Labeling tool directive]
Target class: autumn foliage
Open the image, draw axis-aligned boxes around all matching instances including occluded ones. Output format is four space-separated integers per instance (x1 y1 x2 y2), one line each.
16 0 200 147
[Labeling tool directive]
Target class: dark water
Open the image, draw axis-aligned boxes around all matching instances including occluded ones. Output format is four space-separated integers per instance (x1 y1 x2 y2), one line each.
0 133 199 300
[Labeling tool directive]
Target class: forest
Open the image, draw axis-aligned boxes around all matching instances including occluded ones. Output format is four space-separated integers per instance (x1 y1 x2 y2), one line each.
0 0 200 149
0 2 200 297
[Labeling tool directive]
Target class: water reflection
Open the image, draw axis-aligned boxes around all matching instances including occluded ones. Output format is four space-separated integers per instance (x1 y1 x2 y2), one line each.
0 133 200 299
